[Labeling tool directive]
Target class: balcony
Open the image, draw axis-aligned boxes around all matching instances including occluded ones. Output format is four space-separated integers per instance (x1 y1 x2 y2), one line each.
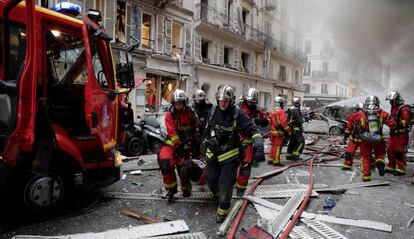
272 40 307 65
311 70 339 81
195 3 272 47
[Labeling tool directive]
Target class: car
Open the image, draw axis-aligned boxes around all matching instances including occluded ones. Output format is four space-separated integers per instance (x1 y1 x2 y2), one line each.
303 112 346 135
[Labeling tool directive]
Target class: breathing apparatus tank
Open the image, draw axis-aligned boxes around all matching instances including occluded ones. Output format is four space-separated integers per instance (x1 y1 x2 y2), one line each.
360 110 382 143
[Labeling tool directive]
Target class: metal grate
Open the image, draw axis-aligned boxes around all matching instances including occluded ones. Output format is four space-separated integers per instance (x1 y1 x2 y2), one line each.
143 232 207 239
289 226 325 239
271 193 306 237
301 219 348 239
315 180 390 192
104 192 214 203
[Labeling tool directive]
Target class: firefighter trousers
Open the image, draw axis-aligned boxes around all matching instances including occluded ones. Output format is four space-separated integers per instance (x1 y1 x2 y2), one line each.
287 131 304 159
268 136 284 165
235 143 253 192
387 134 409 174
343 140 360 169
158 145 200 192
360 141 386 181
206 156 239 217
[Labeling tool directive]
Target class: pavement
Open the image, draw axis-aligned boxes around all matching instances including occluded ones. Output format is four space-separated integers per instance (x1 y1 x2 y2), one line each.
1 135 414 238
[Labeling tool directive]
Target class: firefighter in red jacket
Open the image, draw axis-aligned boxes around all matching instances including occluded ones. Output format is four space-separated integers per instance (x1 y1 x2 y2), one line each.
357 95 397 182
342 102 364 170
158 89 200 200
267 96 290 165
385 91 411 175
237 88 268 196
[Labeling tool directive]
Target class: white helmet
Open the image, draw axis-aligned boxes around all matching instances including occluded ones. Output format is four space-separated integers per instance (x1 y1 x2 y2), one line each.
385 91 404 106
215 85 235 102
292 96 301 107
355 102 364 110
274 96 285 108
192 89 206 103
364 95 380 110
171 89 188 105
246 88 259 104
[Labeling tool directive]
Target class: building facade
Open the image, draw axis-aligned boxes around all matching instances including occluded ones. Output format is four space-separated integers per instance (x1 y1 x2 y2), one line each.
302 33 353 109
42 0 306 118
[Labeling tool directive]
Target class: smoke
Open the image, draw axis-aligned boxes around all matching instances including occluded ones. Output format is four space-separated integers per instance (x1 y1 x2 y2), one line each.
288 0 414 101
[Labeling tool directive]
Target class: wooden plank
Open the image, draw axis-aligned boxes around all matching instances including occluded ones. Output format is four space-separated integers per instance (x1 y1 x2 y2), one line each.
121 208 162 224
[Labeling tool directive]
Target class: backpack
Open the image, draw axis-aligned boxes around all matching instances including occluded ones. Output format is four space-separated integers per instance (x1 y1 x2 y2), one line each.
398 104 414 126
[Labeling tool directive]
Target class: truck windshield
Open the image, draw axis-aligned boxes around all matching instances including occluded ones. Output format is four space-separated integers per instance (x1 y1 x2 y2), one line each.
46 28 87 85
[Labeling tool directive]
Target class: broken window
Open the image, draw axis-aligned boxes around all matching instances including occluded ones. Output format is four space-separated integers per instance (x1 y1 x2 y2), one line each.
224 46 230 65
241 52 249 73
116 1 126 44
141 13 153 49
201 39 210 63
145 75 178 112
172 22 183 56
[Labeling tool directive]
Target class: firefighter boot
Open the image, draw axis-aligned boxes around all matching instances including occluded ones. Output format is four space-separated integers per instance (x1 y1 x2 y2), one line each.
166 188 178 202
216 214 226 223
376 161 385 176
236 188 245 197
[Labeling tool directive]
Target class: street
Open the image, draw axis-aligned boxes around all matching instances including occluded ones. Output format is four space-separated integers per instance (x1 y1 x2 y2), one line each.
1 135 414 239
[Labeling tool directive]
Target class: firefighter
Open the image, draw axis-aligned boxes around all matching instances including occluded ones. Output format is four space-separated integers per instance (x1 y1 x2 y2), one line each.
385 91 411 175
158 89 201 201
267 96 290 166
236 88 268 196
342 102 364 170
357 95 397 182
286 97 305 161
202 85 265 223
191 89 213 138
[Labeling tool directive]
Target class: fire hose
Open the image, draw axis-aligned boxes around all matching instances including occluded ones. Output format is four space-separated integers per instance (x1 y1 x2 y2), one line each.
227 142 339 239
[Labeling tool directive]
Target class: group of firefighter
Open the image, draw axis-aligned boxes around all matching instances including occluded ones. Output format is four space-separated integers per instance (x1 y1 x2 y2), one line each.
341 92 413 183
157 85 305 223
156 85 413 223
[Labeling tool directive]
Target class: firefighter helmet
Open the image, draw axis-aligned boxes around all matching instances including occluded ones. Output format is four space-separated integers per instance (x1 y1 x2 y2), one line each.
273 96 285 108
385 91 404 106
192 89 206 103
215 85 235 102
292 96 301 107
171 89 188 104
246 88 259 104
364 95 380 110
355 102 364 110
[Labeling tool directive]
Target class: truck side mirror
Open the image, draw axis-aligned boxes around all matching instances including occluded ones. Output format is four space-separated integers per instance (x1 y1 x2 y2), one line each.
120 104 134 130
116 62 135 89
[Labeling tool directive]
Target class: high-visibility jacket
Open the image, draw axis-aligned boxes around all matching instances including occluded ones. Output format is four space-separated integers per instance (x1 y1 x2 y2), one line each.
344 111 363 142
390 104 411 135
239 101 267 143
269 108 290 137
356 109 397 141
164 107 199 149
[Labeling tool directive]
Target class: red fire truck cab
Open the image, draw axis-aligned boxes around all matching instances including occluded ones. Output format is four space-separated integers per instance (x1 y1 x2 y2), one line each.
0 0 134 211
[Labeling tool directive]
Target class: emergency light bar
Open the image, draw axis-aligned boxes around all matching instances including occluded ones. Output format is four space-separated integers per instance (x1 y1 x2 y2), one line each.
52 2 81 17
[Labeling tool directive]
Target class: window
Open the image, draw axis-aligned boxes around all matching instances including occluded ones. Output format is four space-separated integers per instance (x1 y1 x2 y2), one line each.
295 70 299 85
322 62 329 76
304 40 311 54
141 13 153 49
304 84 310 93
224 47 230 65
304 62 311 76
241 52 249 73
116 1 126 43
46 29 87 85
279 65 286 81
321 84 328 94
90 41 109 88
0 23 26 81
172 22 183 55
201 39 209 63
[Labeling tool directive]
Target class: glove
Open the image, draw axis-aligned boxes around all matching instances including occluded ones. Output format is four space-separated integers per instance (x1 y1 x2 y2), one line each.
253 137 265 165
173 139 182 149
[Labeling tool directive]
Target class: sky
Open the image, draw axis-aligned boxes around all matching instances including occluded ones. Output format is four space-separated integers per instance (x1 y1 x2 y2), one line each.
287 0 414 101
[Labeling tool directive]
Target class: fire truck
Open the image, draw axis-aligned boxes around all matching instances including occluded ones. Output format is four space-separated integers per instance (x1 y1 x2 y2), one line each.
0 0 135 211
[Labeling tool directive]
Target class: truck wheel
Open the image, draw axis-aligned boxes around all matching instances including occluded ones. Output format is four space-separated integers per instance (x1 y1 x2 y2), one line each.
127 137 145 156
24 174 63 210
329 126 343 135
149 139 163 155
